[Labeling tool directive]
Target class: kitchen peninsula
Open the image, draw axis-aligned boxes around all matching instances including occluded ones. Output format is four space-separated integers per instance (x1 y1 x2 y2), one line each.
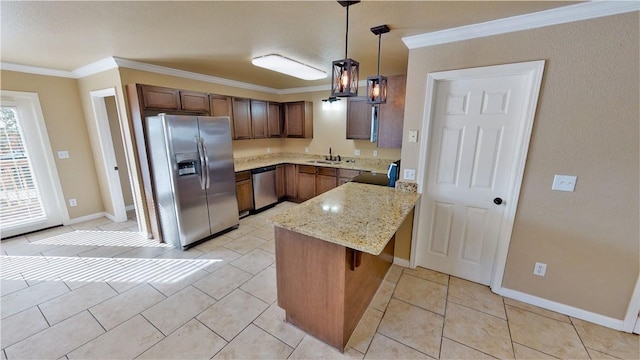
269 182 420 351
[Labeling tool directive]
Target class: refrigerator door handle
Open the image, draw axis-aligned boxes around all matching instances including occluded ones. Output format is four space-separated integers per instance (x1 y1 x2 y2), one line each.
202 139 211 189
196 137 206 190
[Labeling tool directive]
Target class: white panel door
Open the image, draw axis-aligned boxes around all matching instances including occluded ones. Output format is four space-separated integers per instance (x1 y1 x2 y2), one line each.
419 74 529 285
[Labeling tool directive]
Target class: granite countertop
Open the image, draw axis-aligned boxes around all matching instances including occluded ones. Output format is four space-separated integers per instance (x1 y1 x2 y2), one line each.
234 152 393 174
269 182 420 256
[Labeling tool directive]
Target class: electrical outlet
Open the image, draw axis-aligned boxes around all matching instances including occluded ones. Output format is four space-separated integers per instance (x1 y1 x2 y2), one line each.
373 150 378 157
304 147 309 153
69 198 77 207
354 149 360 156
57 150 69 159
403 169 416 181
267 147 271 153
533 262 547 276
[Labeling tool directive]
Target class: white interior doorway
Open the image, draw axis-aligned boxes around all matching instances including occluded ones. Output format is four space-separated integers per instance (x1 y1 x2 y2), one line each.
90 88 133 224
413 60 545 288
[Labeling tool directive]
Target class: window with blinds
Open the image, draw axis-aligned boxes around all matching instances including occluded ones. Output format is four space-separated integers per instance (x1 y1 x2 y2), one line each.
0 106 46 228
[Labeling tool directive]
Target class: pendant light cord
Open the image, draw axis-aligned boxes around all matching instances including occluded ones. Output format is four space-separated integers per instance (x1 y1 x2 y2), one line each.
376 33 381 76
344 5 350 58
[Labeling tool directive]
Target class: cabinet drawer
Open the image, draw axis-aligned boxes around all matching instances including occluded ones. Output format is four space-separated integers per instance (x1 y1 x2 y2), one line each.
298 165 316 174
235 171 251 182
317 167 337 176
338 169 360 179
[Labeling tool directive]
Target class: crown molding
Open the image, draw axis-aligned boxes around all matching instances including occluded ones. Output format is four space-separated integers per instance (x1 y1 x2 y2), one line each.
72 57 119 78
1 62 76 78
402 1 640 49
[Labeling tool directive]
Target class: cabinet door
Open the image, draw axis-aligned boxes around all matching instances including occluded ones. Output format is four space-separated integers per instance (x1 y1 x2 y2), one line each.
236 176 254 213
297 172 316 202
210 94 232 117
251 100 268 139
267 102 283 137
232 98 252 140
141 85 180 111
346 97 372 140
284 164 297 200
276 165 285 199
180 90 210 113
377 74 406 148
316 175 337 195
285 101 313 138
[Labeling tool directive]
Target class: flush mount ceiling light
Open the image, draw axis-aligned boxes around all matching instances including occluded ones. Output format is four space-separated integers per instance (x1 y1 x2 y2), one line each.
330 0 360 97
367 24 390 104
251 54 327 80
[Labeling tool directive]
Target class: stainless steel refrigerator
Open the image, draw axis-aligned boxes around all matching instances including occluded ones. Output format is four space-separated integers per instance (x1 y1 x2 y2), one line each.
146 114 239 249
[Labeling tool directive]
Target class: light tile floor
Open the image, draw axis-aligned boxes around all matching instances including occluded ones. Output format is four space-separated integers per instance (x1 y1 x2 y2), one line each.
1 202 638 359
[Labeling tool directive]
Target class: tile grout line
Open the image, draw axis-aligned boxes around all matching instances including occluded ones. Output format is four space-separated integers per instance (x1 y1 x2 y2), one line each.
438 272 451 359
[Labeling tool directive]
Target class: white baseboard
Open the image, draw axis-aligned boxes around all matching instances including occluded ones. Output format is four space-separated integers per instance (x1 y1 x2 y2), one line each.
65 212 108 225
125 204 135 211
393 257 410 268
495 286 625 331
103 212 118 223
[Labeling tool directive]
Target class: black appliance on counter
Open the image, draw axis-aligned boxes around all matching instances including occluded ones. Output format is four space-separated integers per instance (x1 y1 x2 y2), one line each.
350 159 401 187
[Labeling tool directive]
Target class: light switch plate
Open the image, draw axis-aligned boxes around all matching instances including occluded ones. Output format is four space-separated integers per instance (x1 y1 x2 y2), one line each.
408 130 418 143
57 150 69 159
354 149 360 156
404 169 416 181
552 175 577 192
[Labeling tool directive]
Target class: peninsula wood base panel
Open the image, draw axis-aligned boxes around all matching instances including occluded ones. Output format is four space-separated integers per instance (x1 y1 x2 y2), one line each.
274 227 394 352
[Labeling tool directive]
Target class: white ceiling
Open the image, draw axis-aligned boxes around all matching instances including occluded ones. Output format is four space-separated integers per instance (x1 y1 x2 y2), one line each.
1 1 576 89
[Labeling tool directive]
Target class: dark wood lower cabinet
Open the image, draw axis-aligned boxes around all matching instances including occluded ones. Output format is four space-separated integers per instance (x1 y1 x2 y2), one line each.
275 227 395 351
284 164 297 201
235 171 254 213
276 165 285 199
316 167 338 195
297 167 316 202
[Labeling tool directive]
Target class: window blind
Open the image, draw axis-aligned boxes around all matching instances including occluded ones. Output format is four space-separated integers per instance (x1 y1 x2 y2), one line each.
0 106 46 229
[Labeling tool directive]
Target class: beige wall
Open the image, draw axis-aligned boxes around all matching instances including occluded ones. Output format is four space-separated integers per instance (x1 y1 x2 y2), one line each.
1 70 104 219
401 13 639 319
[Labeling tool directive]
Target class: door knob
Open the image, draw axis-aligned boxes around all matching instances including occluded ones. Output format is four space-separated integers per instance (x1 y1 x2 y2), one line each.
493 197 503 205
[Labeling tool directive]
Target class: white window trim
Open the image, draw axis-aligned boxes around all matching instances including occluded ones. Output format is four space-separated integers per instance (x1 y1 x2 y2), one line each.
1 90 69 236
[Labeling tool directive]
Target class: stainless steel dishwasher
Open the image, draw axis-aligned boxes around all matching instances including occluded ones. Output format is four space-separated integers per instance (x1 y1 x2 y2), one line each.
251 165 278 212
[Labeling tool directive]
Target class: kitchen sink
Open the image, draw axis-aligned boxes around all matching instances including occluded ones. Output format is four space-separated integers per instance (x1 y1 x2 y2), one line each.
307 160 342 165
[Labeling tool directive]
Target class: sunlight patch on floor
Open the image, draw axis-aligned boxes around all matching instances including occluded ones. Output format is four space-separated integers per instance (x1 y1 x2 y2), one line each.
0 255 220 283
30 230 168 248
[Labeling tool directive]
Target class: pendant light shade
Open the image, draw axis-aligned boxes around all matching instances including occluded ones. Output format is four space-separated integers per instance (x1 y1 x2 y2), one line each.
367 24 390 104
330 1 360 97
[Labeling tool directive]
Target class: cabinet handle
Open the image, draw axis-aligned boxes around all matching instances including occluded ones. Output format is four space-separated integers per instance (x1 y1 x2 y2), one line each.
350 249 362 271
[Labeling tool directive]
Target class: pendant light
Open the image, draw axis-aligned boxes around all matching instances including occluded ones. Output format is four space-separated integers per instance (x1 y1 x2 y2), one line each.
367 24 390 104
331 0 360 97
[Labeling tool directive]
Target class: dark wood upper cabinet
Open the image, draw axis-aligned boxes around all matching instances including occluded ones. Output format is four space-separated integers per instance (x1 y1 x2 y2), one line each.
232 97 252 140
267 102 283 138
139 85 209 113
140 85 180 111
284 101 313 138
210 94 233 117
250 100 268 139
346 97 372 140
377 74 406 149
179 90 210 113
